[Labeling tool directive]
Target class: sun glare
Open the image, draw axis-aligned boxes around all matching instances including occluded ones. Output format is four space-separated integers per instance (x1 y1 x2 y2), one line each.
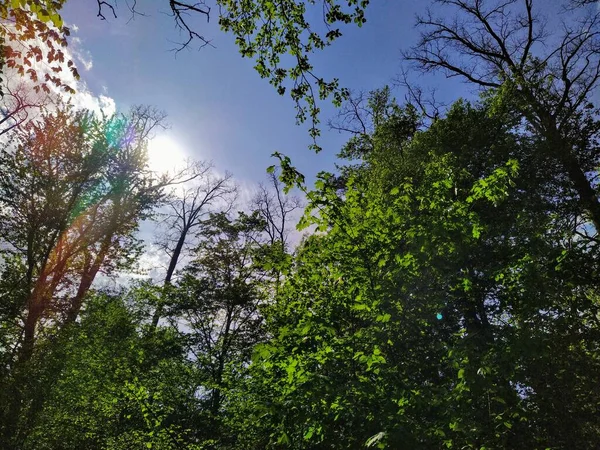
147 134 186 173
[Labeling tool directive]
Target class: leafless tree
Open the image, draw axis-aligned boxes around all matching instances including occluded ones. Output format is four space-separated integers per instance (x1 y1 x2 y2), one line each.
128 104 168 141
252 170 302 250
151 163 236 327
249 170 302 294
406 0 600 233
394 67 445 121
328 90 372 137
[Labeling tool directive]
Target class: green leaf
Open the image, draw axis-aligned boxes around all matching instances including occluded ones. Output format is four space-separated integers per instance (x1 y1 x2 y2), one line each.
366 431 386 447
304 427 314 440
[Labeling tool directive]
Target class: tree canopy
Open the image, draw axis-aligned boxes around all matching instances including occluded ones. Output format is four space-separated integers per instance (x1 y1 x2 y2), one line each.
1 0 599 449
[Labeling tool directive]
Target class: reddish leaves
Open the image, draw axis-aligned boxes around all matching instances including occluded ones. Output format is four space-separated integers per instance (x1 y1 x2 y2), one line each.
1 4 79 96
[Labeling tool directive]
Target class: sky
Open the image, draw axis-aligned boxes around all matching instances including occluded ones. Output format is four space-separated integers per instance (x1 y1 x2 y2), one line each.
13 0 597 284
60 0 471 188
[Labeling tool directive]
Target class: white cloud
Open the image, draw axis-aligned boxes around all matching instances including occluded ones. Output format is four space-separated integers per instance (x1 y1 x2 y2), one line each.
70 37 94 71
72 91 116 117
71 41 94 71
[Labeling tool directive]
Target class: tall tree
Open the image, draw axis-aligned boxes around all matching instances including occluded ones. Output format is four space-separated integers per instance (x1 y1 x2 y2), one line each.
0 103 169 447
406 0 600 232
253 170 302 248
165 212 268 446
239 93 600 449
22 292 203 450
151 164 236 328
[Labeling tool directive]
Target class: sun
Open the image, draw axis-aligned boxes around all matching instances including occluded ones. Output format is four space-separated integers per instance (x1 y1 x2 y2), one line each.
146 134 186 173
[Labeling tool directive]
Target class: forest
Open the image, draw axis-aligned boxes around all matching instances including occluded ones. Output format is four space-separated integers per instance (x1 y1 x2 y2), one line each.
0 0 599 449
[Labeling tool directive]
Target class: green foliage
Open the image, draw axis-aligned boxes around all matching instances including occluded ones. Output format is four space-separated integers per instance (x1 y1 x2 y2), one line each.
218 0 370 151
1 79 598 449
23 293 203 450
21 3 600 449
236 95 600 448
152 211 271 447
0 104 170 448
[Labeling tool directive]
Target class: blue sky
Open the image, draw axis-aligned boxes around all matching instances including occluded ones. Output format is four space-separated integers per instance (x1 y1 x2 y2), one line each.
61 1 471 185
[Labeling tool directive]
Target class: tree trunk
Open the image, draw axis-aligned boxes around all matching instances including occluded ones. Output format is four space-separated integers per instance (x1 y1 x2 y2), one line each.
530 103 600 233
211 306 233 416
558 149 600 233
18 266 52 365
5 292 44 449
151 226 189 328
20 302 41 364
65 237 112 325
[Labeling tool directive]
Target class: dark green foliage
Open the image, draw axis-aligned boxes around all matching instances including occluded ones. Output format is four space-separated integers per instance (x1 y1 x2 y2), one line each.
162 212 269 447
23 293 203 450
3 1 598 448
235 92 600 449
1 89 599 449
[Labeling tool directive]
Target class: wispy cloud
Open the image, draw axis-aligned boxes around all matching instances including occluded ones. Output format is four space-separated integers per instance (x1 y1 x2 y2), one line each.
69 32 93 71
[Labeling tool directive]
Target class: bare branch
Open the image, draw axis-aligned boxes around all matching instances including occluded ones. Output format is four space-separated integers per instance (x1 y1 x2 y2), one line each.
0 81 48 136
252 170 303 248
328 90 372 135
168 0 214 52
96 1 117 20
394 67 446 121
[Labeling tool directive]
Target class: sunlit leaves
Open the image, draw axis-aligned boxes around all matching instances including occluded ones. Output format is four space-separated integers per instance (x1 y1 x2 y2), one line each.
239 91 600 448
218 0 370 151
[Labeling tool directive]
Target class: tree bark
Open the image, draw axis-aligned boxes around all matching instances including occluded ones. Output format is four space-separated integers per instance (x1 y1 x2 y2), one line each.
65 236 112 325
558 149 600 233
151 226 189 328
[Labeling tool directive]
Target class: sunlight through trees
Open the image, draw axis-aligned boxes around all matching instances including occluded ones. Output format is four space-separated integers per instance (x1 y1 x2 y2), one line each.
1 0 599 449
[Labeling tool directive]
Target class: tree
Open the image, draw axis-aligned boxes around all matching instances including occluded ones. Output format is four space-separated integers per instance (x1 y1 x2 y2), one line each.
0 103 169 447
151 163 236 328
252 170 302 250
0 104 166 361
22 291 203 450
406 0 600 232
240 92 600 448
251 170 302 290
164 211 269 446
